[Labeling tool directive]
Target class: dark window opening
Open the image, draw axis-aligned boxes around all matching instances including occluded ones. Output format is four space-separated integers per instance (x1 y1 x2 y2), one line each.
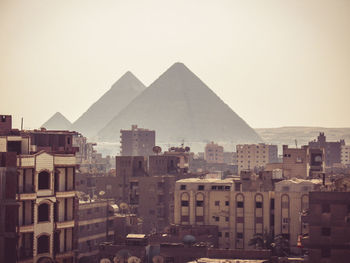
225 201 229 206
236 232 243 239
7 141 21 155
37 235 49 254
196 200 203 207
38 171 50 190
198 185 204 191
38 203 49 222
181 200 189 207
256 201 262 208
180 185 186 190
237 201 244 208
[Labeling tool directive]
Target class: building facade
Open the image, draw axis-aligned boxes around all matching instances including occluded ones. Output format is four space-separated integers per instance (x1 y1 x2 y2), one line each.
174 178 273 249
204 142 224 164
0 115 78 263
120 125 155 157
341 145 350 166
236 144 278 173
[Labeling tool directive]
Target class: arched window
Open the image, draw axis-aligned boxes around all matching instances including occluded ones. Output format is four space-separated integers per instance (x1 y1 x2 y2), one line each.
38 171 50 190
38 203 50 222
195 193 205 223
180 192 190 223
37 235 49 254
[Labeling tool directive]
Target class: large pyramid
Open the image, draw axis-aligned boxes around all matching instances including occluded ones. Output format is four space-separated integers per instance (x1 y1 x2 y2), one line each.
98 63 262 143
42 112 72 130
71 71 145 137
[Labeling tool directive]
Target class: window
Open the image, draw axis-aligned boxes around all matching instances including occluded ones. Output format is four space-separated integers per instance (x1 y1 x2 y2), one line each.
256 201 262 208
196 200 203 207
218 186 224 190
38 171 50 190
236 233 243 239
322 227 331 236
180 185 186 190
37 235 49 254
198 185 204 191
211 186 217 190
237 201 244 208
225 217 229 222
225 232 230 238
224 186 230 190
215 216 220 222
181 201 189 207
215 201 220 206
225 201 229 206
235 183 241 191
95 207 100 212
218 232 222 237
282 218 290 223
87 209 92 215
322 204 330 213
38 203 49 222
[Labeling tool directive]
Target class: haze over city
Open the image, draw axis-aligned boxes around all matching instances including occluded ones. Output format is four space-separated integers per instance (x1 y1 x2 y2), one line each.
1 0 350 129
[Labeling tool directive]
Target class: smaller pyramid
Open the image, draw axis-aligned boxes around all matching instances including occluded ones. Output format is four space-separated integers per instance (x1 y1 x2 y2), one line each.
42 112 72 130
71 71 146 137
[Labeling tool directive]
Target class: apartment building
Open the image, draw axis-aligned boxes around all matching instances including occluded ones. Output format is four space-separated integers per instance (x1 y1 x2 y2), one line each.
304 192 350 263
282 145 325 179
174 178 272 249
236 144 278 173
120 125 155 157
204 142 224 164
341 145 350 166
76 199 116 262
274 179 321 254
0 115 78 263
309 132 345 167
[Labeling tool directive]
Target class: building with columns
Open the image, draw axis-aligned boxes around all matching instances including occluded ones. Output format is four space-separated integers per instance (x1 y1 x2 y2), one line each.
0 114 78 263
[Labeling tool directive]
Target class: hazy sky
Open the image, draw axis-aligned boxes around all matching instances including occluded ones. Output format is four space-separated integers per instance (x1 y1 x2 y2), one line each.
1 0 349 129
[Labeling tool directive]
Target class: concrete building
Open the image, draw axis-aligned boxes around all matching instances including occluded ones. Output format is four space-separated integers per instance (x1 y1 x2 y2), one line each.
204 142 224 164
282 145 325 179
0 114 78 263
236 144 278 173
341 145 350 166
274 179 321 254
174 178 273 249
304 192 350 263
120 125 155 157
309 132 345 167
223 152 238 165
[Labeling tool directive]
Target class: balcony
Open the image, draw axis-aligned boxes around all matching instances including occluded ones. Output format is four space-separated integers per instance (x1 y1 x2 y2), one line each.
55 190 75 198
55 220 75 229
17 224 34 233
17 192 36 200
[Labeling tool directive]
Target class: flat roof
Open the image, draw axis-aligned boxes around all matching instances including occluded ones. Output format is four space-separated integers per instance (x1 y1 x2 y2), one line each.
176 178 234 184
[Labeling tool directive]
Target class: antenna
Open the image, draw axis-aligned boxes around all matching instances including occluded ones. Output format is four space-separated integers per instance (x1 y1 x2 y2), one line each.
295 139 298 148
21 117 23 130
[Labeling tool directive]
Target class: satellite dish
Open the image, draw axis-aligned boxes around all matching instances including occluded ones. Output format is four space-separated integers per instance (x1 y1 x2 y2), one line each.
128 256 141 263
99 190 106 196
153 255 164 263
100 259 112 263
152 146 162 154
113 256 122 263
185 146 190 152
119 202 129 210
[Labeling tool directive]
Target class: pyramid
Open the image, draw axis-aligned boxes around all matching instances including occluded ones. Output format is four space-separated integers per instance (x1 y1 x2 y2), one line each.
98 62 262 144
42 112 71 130
71 71 145 137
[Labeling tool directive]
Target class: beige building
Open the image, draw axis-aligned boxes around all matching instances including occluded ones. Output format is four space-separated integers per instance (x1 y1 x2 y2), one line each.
204 142 224 164
274 178 321 253
0 116 77 263
120 125 155 157
341 145 350 165
236 144 278 173
174 178 272 249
